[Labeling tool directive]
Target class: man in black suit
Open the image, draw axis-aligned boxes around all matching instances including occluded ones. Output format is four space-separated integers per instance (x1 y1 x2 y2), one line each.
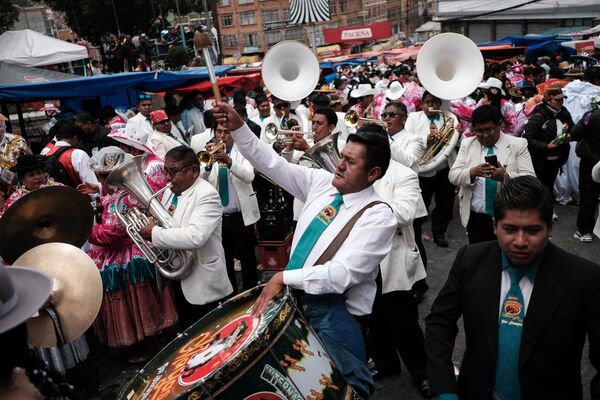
425 175 600 400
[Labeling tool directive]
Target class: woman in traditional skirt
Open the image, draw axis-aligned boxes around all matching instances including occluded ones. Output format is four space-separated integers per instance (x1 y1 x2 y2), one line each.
87 147 177 363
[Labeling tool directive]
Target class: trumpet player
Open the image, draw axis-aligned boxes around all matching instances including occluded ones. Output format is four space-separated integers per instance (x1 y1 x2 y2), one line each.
260 96 302 144
282 107 339 163
203 124 260 293
139 145 233 330
383 102 426 173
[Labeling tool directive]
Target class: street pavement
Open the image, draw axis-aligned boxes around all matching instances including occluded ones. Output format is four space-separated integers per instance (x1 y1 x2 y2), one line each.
67 203 600 399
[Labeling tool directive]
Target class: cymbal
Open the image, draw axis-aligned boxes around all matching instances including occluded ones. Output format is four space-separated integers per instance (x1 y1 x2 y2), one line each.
14 243 102 348
0 186 93 264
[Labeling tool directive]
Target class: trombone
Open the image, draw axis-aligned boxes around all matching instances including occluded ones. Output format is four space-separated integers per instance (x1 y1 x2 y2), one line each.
197 141 226 168
344 110 387 129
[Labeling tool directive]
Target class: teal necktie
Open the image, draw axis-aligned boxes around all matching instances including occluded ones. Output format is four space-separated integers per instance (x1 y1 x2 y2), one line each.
286 193 344 270
495 266 526 400
485 147 497 216
218 147 232 206
168 195 178 215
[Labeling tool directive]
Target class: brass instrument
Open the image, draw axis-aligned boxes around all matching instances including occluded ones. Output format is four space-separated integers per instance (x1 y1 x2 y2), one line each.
419 108 456 170
198 141 226 168
344 110 387 129
106 155 194 281
298 132 341 173
264 122 313 153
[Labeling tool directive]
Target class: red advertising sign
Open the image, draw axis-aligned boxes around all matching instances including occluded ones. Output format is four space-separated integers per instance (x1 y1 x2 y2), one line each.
323 21 392 44
575 40 596 55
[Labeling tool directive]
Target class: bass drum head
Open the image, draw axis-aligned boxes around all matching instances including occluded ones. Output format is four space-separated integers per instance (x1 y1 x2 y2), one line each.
120 286 354 400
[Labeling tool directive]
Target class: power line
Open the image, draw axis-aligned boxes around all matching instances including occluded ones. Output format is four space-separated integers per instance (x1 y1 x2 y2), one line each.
442 0 543 22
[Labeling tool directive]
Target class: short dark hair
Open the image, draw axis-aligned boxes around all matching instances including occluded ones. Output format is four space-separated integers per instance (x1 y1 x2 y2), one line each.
421 90 441 103
235 105 248 118
53 120 83 140
347 123 390 179
471 104 501 126
494 175 553 225
165 145 199 168
384 101 407 115
164 104 181 117
74 111 94 124
203 109 216 130
310 93 331 108
255 95 268 105
313 107 337 126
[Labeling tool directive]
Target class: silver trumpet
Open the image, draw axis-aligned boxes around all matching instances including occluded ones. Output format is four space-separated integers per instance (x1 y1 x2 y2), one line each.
106 155 194 280
264 122 313 146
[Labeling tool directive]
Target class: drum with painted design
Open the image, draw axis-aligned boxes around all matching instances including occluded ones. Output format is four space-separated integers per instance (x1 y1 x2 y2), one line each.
119 286 358 400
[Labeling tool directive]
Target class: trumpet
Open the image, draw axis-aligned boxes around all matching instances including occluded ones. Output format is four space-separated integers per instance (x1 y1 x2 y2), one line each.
198 141 226 168
344 110 387 129
264 122 313 150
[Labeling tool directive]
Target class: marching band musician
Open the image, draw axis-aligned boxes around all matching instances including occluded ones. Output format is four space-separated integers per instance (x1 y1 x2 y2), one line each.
139 146 233 330
282 107 340 164
203 124 260 294
405 91 459 249
383 101 426 173
349 84 377 121
212 102 396 399
260 96 302 144
146 110 185 160
369 129 431 397
449 105 535 244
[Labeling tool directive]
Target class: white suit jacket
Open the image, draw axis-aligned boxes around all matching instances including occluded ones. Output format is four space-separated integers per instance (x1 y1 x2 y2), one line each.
405 110 459 177
448 133 535 227
146 130 183 160
374 160 426 293
389 129 427 174
204 145 260 226
151 177 233 304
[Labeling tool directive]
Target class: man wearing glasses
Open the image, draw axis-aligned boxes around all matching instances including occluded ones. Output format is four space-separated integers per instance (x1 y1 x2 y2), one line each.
260 96 302 145
383 102 426 173
126 93 154 146
449 105 534 244
139 145 233 329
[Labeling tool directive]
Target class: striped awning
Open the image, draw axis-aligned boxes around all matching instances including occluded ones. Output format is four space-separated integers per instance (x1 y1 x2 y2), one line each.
290 0 330 24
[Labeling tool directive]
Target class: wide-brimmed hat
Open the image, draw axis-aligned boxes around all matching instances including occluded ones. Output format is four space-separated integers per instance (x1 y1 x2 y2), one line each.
90 146 132 173
508 86 523 99
10 154 46 174
478 77 506 96
0 266 52 335
108 126 153 154
385 81 406 101
565 68 584 78
350 83 377 98
558 61 573 70
544 87 567 101
313 84 336 94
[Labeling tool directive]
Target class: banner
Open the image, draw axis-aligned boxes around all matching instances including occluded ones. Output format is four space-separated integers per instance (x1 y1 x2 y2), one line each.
323 22 392 44
575 40 595 55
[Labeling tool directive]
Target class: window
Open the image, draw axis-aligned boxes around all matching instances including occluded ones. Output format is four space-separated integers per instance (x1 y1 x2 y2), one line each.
238 0 253 4
330 0 337 15
218 0 230 6
261 9 279 23
243 32 259 47
282 8 291 21
240 11 256 25
264 31 283 45
223 35 237 48
284 28 304 41
221 14 233 26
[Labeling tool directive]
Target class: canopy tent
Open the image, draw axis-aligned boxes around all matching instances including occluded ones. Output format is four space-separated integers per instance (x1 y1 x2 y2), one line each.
0 29 89 68
172 73 263 98
478 36 574 60
563 24 600 38
0 66 235 102
0 62 79 85
479 45 527 60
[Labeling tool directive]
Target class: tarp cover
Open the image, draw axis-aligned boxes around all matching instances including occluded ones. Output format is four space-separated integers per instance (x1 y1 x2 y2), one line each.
0 66 235 101
0 29 89 67
0 62 79 85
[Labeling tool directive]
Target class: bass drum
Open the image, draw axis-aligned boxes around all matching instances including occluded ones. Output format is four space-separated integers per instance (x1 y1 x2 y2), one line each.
119 286 358 400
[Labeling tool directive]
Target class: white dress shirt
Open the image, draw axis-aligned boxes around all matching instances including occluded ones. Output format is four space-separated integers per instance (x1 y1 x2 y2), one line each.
471 144 497 214
53 141 99 186
499 268 534 316
232 123 396 315
181 107 206 135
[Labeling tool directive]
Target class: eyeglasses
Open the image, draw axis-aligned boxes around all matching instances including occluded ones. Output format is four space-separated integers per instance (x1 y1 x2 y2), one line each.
381 112 405 119
164 163 195 177
274 102 290 110
138 94 152 100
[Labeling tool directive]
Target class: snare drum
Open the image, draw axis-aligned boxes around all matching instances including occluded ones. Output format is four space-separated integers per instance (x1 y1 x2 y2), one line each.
120 286 358 400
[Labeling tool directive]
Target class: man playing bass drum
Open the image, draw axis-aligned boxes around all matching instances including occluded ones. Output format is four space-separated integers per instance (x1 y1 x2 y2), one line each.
212 102 396 399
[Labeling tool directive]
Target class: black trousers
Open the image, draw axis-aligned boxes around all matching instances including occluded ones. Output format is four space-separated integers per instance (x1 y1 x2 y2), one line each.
577 158 600 234
222 212 258 294
417 167 455 237
466 211 496 244
172 281 224 331
535 158 563 197
369 272 427 383
412 218 428 295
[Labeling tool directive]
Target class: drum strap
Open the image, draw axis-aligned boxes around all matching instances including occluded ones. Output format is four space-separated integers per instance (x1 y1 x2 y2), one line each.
314 200 388 265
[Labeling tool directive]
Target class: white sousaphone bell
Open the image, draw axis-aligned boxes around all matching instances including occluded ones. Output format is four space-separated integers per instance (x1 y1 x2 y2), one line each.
416 33 484 175
261 40 321 102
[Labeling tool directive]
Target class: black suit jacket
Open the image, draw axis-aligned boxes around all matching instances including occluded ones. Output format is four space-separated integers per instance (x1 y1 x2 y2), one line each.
425 241 600 399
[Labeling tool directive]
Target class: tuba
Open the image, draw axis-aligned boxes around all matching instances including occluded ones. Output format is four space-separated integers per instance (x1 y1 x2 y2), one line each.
416 33 484 174
298 132 341 173
106 155 194 280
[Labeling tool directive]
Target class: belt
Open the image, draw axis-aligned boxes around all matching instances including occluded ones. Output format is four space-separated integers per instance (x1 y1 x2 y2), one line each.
222 211 242 218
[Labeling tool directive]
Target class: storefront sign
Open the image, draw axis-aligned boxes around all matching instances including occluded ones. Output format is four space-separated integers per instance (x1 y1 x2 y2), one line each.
323 21 392 44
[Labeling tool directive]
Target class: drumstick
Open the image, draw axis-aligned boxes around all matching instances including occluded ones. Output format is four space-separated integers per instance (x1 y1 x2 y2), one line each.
194 32 221 103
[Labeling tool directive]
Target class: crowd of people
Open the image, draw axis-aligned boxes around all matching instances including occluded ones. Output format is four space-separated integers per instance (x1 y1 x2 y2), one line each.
1 51 600 400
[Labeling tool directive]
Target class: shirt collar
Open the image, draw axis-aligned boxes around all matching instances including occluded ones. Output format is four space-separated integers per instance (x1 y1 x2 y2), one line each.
329 185 374 210
501 252 540 283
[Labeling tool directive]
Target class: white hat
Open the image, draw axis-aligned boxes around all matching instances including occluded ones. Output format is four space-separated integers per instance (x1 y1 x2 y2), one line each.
478 77 506 96
385 81 406 101
108 126 153 154
90 146 132 173
350 83 377 98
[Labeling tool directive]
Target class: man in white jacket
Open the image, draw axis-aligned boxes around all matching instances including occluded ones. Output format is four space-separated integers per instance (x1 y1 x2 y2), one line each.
139 145 233 329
